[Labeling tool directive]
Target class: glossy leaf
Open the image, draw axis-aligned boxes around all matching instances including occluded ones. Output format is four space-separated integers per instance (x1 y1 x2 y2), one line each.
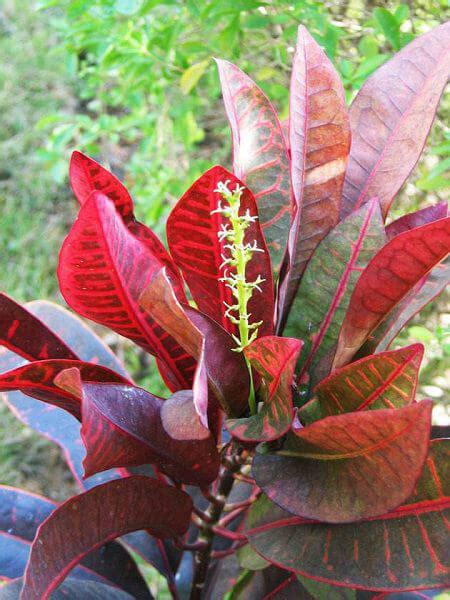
386 203 448 240
333 217 450 368
21 476 192 600
0 578 136 600
216 59 291 272
278 26 351 322
58 193 196 390
341 23 450 218
284 199 385 385
299 344 423 425
226 336 302 442
253 401 432 523
248 439 449 591
167 165 275 338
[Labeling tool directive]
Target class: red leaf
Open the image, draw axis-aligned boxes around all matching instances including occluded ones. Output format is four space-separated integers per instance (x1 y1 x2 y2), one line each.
167 165 275 339
386 202 448 240
226 336 302 442
216 60 291 272
58 193 196 390
333 217 450 368
278 26 351 320
0 294 77 362
253 400 432 523
21 476 192 600
341 23 450 219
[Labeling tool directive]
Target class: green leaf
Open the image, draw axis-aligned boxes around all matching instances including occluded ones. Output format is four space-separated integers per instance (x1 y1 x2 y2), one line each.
394 4 410 24
114 0 143 15
374 7 401 49
180 59 210 95
358 35 379 58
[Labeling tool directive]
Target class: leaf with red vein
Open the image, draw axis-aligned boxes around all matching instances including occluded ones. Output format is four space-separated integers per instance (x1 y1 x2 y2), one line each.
278 26 351 325
78 381 219 485
252 400 432 523
248 439 449 591
21 476 192 600
283 199 385 385
216 60 291 272
226 336 302 442
139 269 250 422
299 344 423 425
386 203 448 240
167 165 274 338
333 217 450 368
0 294 77 362
341 22 450 219
58 193 196 390
2 578 139 599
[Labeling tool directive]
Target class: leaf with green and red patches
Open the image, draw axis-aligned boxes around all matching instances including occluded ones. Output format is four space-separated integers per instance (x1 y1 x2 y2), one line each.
0 359 130 420
299 344 423 425
58 193 196 391
283 200 385 386
386 203 448 240
0 294 77 362
341 23 450 219
333 217 450 368
248 439 449 591
20 476 192 600
167 165 274 339
0 486 151 598
253 400 432 523
216 60 291 272
139 269 250 422
278 26 351 326
226 336 302 442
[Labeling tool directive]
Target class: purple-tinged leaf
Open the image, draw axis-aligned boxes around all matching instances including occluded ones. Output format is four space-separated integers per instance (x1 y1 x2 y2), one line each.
341 22 450 219
278 26 351 323
283 200 385 385
58 193 196 390
0 578 137 600
253 401 432 523
216 59 291 272
226 336 302 442
167 165 275 338
386 203 448 240
333 218 450 368
21 476 192 600
248 439 449 591
299 344 423 425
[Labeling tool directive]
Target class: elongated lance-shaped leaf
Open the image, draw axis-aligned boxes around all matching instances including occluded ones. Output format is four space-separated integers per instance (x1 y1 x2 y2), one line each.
226 336 302 442
361 258 450 355
253 400 432 523
139 268 250 423
248 439 449 591
216 59 291 272
386 203 448 240
341 22 450 219
167 165 275 339
284 199 385 386
21 476 192 600
278 26 351 327
0 486 151 598
299 344 423 425
333 217 450 368
58 193 196 390
0 294 77 361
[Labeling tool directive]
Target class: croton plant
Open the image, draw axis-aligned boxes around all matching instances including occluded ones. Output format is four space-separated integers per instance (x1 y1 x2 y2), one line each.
0 22 449 600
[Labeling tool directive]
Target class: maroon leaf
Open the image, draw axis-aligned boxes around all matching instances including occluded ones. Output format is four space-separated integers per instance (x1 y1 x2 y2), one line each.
167 165 275 338
341 23 450 219
247 439 449 591
0 294 77 362
216 59 291 272
21 476 192 600
386 203 448 240
58 193 196 390
226 336 302 442
299 344 423 424
333 217 450 368
278 26 351 321
253 400 432 523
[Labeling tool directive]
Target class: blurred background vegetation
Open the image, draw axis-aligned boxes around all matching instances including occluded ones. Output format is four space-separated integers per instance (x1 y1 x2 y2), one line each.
0 0 448 592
